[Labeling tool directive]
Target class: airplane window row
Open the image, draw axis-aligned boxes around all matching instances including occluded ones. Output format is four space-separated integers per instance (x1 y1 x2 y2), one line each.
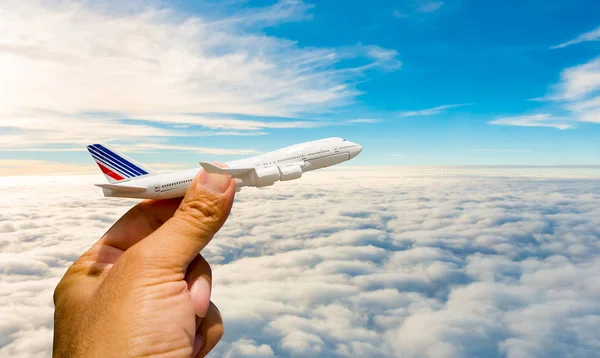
278 155 302 162
265 155 303 165
165 179 192 187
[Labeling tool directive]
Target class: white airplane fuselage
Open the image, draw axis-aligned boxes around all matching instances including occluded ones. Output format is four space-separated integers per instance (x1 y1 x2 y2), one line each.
95 137 362 199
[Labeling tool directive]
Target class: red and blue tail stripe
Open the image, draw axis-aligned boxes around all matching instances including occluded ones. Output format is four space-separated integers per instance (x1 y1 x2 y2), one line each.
87 144 153 183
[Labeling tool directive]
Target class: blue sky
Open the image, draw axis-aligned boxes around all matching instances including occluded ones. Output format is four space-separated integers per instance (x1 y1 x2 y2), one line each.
1 0 600 172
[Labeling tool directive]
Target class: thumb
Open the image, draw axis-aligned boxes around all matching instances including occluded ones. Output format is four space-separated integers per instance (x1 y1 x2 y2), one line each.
133 167 235 271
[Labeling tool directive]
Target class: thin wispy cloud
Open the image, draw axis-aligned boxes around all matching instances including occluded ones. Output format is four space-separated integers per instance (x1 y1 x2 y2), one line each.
122 143 261 155
137 115 382 130
346 118 381 124
417 1 444 13
392 0 444 19
209 0 315 28
468 148 532 153
551 26 600 49
130 114 345 131
398 103 471 117
392 9 408 19
489 114 572 130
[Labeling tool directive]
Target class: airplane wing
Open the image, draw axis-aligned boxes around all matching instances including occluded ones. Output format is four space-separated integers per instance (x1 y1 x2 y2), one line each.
200 162 254 177
94 183 147 192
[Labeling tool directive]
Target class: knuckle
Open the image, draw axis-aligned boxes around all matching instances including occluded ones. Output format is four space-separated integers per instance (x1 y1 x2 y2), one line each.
176 193 224 232
53 278 67 305
52 264 81 305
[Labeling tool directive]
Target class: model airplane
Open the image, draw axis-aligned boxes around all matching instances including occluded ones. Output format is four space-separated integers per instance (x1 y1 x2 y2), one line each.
87 137 362 199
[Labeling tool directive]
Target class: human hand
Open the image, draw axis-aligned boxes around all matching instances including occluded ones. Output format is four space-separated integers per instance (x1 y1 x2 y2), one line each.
53 168 235 357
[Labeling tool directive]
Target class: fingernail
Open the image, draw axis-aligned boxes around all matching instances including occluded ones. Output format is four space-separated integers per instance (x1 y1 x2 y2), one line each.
190 277 211 317
199 170 230 194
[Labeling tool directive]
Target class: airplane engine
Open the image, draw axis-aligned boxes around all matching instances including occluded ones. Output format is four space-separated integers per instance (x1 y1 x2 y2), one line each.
248 166 280 187
278 165 302 181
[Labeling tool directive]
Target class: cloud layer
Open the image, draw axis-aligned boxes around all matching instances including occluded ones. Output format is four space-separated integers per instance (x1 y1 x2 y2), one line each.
1 169 600 357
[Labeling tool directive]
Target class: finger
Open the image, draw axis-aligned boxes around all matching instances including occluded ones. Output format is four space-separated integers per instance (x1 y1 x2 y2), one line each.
193 302 224 358
77 198 183 266
185 254 212 318
102 198 183 251
133 167 235 270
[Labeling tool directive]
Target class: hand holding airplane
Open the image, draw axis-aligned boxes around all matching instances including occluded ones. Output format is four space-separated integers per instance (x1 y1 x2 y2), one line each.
54 167 235 357
87 137 362 200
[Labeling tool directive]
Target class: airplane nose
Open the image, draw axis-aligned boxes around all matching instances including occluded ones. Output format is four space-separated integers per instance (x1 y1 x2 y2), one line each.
350 143 362 159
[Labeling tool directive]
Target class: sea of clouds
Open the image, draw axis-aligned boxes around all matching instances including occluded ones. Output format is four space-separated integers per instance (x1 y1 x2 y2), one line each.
1 168 600 358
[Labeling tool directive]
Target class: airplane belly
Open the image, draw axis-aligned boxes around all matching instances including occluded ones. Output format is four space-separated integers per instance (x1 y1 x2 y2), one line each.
157 186 189 200
103 188 155 199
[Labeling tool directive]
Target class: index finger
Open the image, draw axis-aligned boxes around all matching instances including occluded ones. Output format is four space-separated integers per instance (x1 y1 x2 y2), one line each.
101 198 183 251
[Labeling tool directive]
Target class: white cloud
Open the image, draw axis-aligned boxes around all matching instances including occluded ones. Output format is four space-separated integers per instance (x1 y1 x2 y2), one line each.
121 143 260 155
489 114 572 130
345 118 381 124
0 0 399 152
551 57 600 101
212 0 314 29
551 26 600 49
489 56 600 129
129 114 329 131
392 1 444 19
223 339 275 358
417 1 444 13
2 168 600 357
392 9 408 19
398 104 471 117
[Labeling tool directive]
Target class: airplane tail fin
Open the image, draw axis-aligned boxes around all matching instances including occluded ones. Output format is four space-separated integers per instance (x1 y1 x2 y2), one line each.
86 144 157 183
